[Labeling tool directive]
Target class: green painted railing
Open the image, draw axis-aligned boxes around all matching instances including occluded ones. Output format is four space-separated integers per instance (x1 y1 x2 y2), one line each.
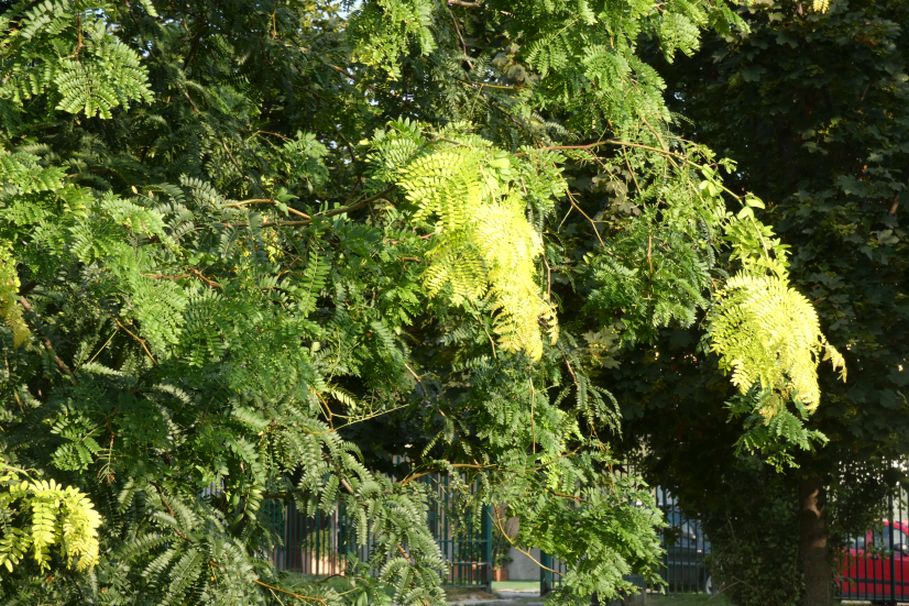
266 473 493 590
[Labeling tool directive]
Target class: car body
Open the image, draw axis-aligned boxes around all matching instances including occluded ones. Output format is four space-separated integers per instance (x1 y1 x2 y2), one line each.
837 520 909 603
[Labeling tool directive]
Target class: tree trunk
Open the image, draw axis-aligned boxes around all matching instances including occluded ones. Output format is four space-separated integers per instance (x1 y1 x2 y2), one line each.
799 476 832 606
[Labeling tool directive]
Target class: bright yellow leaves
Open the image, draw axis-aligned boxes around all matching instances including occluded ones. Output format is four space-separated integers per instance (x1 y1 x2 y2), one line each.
393 133 559 360
0 463 103 574
0 245 29 348
707 272 846 417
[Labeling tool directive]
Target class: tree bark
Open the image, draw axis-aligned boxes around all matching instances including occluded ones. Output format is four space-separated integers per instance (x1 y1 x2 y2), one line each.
800 476 833 606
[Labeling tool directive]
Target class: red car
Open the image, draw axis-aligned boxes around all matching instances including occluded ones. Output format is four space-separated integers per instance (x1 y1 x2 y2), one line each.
838 520 909 604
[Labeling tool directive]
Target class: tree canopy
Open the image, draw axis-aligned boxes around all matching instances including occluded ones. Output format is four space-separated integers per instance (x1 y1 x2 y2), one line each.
0 1 846 604
614 2 909 604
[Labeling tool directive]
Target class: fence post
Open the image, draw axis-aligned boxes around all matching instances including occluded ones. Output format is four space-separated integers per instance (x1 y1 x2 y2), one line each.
890 490 896 602
483 504 494 592
338 500 351 574
541 551 554 595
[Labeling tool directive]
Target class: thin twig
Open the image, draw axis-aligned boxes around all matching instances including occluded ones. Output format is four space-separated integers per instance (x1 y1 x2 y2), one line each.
253 579 328 605
187 267 221 288
490 511 560 574
115 319 157 365
565 190 605 247
145 268 221 289
534 139 687 161
321 187 396 218
334 404 409 431
461 79 518 90
87 328 119 365
529 377 536 455
400 463 495 486
226 198 312 220
18 296 76 378
647 232 654 277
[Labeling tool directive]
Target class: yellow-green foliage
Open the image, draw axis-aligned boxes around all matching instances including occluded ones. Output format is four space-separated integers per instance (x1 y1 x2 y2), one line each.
380 125 560 360
348 0 437 79
0 246 29 348
708 271 846 417
0 463 102 574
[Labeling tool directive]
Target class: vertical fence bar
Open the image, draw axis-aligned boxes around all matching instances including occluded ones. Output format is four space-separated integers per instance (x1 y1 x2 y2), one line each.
483 504 493 592
891 490 896 603
898 486 904 601
338 500 347 575
896 484 909 599
541 551 554 595
887 488 896 604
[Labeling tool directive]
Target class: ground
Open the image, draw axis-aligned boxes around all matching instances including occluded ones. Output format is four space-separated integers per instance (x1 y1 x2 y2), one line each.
445 585 733 605
446 588 902 606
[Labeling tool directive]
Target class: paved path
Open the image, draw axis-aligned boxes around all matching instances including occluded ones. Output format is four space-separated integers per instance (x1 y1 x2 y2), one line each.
449 590 544 605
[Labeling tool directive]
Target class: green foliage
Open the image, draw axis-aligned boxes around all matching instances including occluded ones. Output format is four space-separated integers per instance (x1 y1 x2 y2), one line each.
518 465 665 602
582 153 719 347
0 1 153 119
698 462 803 606
350 0 437 79
0 0 849 604
0 245 29 347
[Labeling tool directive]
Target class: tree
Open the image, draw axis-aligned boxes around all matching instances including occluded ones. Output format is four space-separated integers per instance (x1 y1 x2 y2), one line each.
0 1 842 604
616 2 909 605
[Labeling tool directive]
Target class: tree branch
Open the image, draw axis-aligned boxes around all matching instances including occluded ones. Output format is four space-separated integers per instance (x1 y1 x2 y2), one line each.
226 198 312 220
17 296 76 380
253 579 329 605
318 187 396 219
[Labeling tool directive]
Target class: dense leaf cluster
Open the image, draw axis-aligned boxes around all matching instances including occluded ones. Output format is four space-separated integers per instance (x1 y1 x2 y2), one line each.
0 1 846 604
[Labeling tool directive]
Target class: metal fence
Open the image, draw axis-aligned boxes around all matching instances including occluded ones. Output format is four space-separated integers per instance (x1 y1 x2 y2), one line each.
425 474 494 586
266 474 493 589
265 480 716 596
651 482 909 602
266 499 352 576
531 482 909 602
838 483 909 604
539 552 568 594
538 488 706 598
656 488 712 594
